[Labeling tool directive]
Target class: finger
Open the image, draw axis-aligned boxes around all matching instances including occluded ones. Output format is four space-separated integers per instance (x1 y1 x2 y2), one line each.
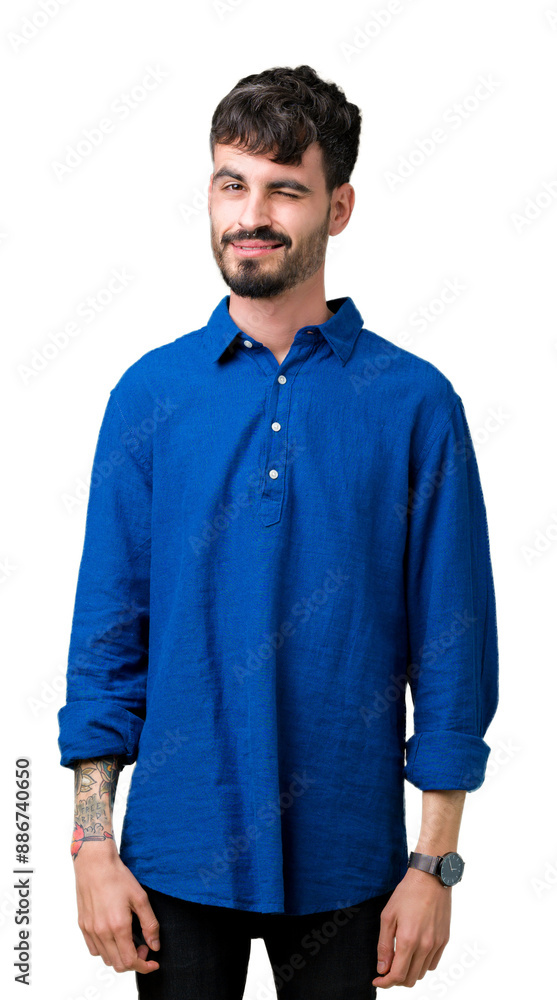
375 916 396 975
133 890 161 951
108 934 160 975
372 939 413 988
111 912 140 972
401 945 435 987
89 930 113 968
134 956 161 974
100 928 130 973
428 941 447 971
113 914 160 974
81 930 100 956
90 915 133 974
416 948 436 981
135 942 163 971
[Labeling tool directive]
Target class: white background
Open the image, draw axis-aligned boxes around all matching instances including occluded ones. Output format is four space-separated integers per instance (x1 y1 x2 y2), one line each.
1 0 556 997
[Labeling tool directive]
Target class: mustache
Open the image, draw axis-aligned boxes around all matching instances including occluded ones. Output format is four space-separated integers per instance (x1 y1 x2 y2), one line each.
223 233 289 245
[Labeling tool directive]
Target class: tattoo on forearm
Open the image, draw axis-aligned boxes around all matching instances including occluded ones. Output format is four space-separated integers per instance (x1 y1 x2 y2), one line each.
72 756 123 860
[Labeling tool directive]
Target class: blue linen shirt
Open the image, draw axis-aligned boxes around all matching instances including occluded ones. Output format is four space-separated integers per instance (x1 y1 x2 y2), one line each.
58 294 499 915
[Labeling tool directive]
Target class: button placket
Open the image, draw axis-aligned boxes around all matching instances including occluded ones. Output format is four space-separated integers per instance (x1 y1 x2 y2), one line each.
258 336 319 527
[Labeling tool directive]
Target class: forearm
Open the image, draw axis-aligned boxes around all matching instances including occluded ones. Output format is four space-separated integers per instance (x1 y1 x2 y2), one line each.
72 756 124 860
414 789 467 854
70 755 161 974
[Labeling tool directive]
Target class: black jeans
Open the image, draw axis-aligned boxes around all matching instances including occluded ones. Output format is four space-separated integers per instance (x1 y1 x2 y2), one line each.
133 881 395 999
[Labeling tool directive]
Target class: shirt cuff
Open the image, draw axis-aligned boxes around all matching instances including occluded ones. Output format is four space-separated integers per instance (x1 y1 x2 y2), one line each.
404 730 492 791
57 701 145 769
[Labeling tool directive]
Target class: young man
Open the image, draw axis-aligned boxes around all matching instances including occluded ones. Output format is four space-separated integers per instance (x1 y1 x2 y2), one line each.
58 64 499 999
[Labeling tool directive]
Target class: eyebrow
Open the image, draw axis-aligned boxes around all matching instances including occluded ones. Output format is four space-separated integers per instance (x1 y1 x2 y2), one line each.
212 167 313 195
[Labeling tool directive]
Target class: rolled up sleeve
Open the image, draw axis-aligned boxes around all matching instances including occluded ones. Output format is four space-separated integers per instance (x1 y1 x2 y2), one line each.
403 394 499 792
57 383 151 769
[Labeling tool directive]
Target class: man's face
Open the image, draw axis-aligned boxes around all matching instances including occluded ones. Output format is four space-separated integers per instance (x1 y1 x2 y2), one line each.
208 141 334 298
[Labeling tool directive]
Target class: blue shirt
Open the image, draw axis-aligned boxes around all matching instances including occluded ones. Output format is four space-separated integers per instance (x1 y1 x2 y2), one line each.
58 294 499 915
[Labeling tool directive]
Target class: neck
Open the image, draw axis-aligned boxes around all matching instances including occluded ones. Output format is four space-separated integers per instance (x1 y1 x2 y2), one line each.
227 276 334 357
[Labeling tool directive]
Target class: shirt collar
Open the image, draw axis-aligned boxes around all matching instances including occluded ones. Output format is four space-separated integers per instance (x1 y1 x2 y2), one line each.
203 294 365 366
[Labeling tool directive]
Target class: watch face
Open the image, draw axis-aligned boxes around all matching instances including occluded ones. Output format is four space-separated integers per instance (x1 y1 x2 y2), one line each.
439 853 464 885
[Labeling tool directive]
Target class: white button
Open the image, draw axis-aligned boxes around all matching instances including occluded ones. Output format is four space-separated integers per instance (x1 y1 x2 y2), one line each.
271 422 281 432
278 375 287 384
269 469 279 479
243 340 253 348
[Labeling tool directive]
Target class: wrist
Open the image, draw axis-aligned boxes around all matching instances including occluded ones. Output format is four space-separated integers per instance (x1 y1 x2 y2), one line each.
72 842 121 870
405 865 450 887
71 826 118 862
408 848 465 887
414 842 458 854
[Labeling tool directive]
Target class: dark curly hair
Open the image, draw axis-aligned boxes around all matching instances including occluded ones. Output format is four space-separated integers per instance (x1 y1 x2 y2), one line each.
209 65 362 195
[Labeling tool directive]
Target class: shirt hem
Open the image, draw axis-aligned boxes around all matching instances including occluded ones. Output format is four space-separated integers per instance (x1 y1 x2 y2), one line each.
126 866 405 916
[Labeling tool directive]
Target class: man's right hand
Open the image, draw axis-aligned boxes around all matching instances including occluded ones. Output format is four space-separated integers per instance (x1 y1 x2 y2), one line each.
74 841 161 974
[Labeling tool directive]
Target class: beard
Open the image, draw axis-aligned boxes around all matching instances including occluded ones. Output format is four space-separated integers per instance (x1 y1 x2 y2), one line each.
210 206 331 299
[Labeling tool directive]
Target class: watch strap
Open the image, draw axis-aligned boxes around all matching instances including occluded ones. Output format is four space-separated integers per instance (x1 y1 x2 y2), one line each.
408 851 443 874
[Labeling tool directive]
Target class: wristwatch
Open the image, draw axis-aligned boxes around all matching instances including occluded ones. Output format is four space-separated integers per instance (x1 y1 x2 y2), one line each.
408 851 465 887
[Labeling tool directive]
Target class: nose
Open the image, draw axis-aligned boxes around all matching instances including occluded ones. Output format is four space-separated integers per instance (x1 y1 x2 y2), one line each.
236 196 274 238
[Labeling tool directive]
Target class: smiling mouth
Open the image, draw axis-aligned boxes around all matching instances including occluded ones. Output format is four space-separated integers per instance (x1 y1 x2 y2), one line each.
230 242 285 256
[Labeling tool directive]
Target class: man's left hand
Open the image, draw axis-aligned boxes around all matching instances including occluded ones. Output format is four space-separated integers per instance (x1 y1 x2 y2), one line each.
372 867 452 989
